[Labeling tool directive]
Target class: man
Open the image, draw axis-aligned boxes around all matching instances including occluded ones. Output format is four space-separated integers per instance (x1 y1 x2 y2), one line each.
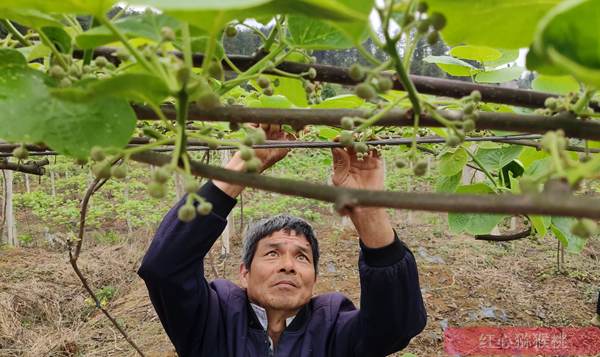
138 125 427 356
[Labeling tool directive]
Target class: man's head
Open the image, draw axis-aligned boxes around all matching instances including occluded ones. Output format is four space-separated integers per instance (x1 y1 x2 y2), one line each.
239 215 319 314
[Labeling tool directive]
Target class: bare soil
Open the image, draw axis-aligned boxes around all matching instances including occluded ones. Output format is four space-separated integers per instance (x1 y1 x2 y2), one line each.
1 210 599 356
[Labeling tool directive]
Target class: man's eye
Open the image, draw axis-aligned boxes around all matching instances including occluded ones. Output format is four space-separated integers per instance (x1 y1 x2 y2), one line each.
297 255 309 262
266 251 278 257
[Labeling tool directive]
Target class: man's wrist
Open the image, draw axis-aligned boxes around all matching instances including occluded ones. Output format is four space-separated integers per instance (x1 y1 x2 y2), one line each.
213 155 246 198
350 207 395 248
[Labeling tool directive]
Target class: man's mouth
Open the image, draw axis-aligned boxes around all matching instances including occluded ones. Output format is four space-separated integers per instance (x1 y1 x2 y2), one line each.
274 280 297 288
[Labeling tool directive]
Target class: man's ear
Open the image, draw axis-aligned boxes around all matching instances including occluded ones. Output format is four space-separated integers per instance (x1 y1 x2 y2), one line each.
239 262 249 289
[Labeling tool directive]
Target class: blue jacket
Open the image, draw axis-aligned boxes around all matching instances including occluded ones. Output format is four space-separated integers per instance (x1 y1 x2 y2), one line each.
138 181 427 356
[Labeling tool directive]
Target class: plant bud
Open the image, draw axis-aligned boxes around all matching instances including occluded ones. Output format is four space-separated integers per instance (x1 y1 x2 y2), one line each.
426 30 440 45
12 145 29 160
153 166 171 183
413 160 428 176
253 128 266 144
462 119 476 132
307 67 317 79
92 161 111 179
111 165 127 179
160 26 176 42
94 56 108 68
377 77 393 92
178 204 197 222
348 64 365 81
417 1 428 13
49 65 66 79
240 146 254 161
470 90 482 102
58 77 72 87
417 19 431 34
340 117 354 130
197 92 221 110
257 75 270 89
445 134 461 147
225 25 237 37
263 86 274 96
90 146 106 162
208 61 224 80
355 83 376 100
354 142 368 153
148 182 166 198
429 12 447 31
395 160 407 169
183 176 200 193
340 130 354 147
197 201 213 215
245 157 262 172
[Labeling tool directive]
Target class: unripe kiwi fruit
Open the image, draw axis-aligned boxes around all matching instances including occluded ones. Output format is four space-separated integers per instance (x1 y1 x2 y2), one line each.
348 64 365 81
12 146 29 160
90 146 106 162
148 182 166 199
197 201 213 215
257 76 270 89
111 165 127 179
355 83 376 100
340 117 354 130
178 204 197 222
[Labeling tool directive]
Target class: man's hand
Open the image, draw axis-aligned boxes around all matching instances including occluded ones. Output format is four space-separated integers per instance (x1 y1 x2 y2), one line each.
214 124 293 198
331 146 394 248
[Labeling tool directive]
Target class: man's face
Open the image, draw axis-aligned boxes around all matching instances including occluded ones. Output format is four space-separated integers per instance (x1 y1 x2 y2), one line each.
239 229 316 314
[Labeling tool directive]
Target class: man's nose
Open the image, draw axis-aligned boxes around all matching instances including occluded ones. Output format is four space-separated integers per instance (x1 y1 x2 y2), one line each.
279 253 296 273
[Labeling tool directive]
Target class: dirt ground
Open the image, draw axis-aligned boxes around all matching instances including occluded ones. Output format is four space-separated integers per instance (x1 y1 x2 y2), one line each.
0 210 599 356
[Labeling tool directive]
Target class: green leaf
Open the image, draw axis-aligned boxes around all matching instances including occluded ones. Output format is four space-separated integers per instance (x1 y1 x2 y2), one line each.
439 147 467 176
475 145 523 172
318 127 340 140
143 0 366 32
0 48 27 67
0 66 136 159
484 49 520 68
448 183 508 235
551 216 587 253
427 0 561 49
41 26 71 53
530 215 551 236
0 0 115 16
518 146 550 167
247 94 294 108
529 0 600 87
76 14 183 49
310 94 364 109
51 74 170 106
475 66 524 84
531 74 580 94
188 35 226 60
435 172 461 193
424 55 478 76
1 9 61 28
287 15 353 50
251 75 308 107
449 45 501 63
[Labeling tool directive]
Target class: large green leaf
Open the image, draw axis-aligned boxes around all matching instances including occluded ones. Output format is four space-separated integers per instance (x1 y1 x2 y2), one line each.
0 48 27 66
310 94 364 109
448 183 508 235
449 45 501 63
287 15 353 50
484 49 520 68
1 8 61 28
0 51 135 159
427 0 561 49
474 145 523 172
51 74 170 106
438 147 467 176
518 146 550 167
475 66 524 84
424 55 477 76
0 0 115 16
41 26 72 53
530 215 551 237
529 0 600 87
551 216 587 253
435 172 461 193
76 14 183 49
142 0 366 32
251 75 308 107
531 74 580 94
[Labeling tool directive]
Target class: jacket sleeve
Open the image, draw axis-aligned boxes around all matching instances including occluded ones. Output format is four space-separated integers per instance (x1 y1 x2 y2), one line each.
335 232 427 357
137 181 237 356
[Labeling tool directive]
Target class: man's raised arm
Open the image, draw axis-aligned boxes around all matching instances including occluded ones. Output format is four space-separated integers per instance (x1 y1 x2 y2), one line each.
331 147 427 356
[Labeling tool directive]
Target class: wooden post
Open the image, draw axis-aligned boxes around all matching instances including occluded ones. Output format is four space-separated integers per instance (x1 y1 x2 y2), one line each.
220 150 231 256
50 170 56 197
24 174 30 193
3 170 17 246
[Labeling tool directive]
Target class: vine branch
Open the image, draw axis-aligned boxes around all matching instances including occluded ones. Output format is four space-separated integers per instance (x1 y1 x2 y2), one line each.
130 151 600 219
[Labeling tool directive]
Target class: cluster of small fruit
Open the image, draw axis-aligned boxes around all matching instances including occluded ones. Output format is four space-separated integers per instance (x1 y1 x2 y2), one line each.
402 2 447 46
90 146 127 179
348 64 393 101
47 55 115 88
445 90 481 147
540 93 595 117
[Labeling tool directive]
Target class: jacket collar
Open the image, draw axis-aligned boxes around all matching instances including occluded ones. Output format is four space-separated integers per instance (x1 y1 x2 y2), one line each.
246 296 310 332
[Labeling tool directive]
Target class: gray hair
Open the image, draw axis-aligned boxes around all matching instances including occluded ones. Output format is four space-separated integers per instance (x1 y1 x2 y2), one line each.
242 215 319 274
